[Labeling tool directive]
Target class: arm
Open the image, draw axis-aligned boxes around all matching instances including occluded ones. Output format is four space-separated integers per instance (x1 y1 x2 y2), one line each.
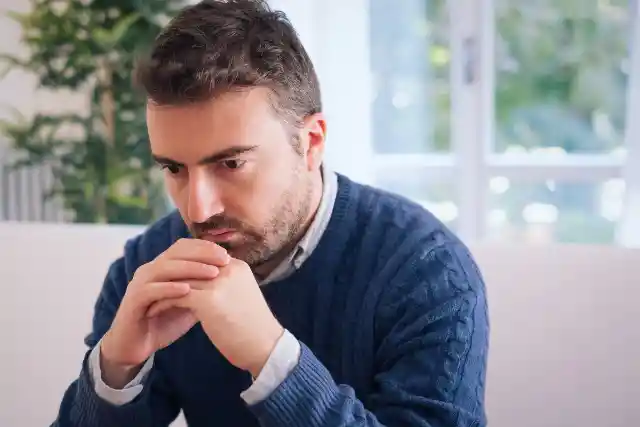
85 321 299 407
51 254 182 427
248 241 489 427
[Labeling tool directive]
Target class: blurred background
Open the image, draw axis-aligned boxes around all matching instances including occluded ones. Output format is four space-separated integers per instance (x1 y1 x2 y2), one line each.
1 2 639 427
1 0 640 246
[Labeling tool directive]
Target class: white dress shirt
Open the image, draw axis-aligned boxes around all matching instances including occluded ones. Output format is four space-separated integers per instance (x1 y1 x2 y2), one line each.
89 167 338 406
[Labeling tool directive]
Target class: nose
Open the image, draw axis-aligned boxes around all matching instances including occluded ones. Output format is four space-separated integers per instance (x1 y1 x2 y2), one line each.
187 169 224 223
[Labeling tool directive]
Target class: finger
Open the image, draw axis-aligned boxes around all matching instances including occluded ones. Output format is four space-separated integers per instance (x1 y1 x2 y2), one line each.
147 293 194 318
136 281 191 311
147 260 219 282
161 238 231 267
145 281 212 317
147 298 180 318
184 279 215 291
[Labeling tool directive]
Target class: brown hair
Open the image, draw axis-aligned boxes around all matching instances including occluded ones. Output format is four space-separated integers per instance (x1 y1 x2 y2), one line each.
134 0 322 130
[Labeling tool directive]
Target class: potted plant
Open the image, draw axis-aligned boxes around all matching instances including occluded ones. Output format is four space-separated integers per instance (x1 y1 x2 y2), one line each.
0 0 186 224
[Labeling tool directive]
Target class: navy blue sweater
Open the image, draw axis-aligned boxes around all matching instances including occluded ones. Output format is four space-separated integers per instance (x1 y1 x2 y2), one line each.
53 174 489 427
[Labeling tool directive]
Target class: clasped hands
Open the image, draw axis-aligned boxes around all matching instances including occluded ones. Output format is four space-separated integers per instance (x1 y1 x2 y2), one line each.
100 238 284 389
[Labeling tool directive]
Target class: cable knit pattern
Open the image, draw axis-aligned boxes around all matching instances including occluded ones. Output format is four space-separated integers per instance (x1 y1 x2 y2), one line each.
51 174 489 427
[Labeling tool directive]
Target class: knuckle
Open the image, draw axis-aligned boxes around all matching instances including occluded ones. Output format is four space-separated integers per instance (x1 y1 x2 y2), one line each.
176 237 190 246
199 262 217 274
133 261 157 283
208 287 224 305
132 264 148 282
169 238 190 252
232 258 249 270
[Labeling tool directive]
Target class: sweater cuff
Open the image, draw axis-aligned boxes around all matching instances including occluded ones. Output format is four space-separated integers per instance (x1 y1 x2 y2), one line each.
89 338 154 406
240 329 301 405
247 342 341 427
72 350 152 425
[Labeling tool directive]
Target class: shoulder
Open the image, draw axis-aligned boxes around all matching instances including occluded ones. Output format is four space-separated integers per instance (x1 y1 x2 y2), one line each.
348 177 472 269
346 177 486 309
355 186 489 426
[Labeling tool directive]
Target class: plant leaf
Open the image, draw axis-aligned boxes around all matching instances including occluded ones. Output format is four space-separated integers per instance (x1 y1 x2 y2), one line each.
93 13 140 49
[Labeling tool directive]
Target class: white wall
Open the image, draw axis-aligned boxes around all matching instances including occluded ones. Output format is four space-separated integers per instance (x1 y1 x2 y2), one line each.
0 221 638 426
0 222 142 426
477 244 640 427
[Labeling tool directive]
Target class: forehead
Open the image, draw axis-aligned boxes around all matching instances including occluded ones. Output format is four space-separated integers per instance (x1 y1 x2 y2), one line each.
146 88 287 159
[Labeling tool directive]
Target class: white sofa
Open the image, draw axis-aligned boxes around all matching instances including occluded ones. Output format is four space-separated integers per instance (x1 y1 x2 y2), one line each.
1 221 638 427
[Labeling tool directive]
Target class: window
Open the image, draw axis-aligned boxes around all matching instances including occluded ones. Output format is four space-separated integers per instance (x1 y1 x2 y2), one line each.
356 0 639 245
370 0 451 154
494 0 631 156
488 178 625 244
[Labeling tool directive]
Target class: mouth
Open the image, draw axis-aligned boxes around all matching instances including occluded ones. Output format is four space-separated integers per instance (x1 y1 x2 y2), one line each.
200 228 238 243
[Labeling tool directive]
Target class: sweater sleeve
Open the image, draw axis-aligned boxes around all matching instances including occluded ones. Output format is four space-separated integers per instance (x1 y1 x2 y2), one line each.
51 243 182 427
248 241 489 427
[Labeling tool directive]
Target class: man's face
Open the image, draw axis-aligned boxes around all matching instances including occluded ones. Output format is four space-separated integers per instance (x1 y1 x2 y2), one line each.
147 88 325 267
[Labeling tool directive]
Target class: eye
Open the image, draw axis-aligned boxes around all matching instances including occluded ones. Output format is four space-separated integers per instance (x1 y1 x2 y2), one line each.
160 164 181 174
221 159 246 170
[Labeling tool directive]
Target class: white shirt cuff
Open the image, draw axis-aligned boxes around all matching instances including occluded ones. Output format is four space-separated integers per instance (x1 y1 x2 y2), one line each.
88 338 154 406
240 329 301 405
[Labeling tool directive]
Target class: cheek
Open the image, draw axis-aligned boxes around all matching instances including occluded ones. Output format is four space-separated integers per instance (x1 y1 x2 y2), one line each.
229 161 294 218
227 172 276 216
257 157 299 199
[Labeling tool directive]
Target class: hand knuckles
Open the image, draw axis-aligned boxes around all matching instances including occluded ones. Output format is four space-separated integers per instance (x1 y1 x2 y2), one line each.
228 257 246 267
169 238 191 253
207 287 225 306
176 237 190 246
233 259 251 273
132 263 152 283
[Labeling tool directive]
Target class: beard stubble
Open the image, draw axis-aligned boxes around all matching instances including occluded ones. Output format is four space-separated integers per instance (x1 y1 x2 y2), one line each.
190 168 315 269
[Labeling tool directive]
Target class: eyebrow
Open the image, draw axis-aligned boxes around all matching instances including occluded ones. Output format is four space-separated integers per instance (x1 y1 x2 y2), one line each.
152 145 259 167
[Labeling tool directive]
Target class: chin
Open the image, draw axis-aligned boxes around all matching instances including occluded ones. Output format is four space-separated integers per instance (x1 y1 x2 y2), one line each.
231 246 272 267
223 244 256 263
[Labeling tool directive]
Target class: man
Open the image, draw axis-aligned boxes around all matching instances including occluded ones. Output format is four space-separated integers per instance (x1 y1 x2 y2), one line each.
53 1 489 426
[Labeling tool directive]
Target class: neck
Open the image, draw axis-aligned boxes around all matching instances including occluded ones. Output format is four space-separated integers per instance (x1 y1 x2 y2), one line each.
252 169 324 280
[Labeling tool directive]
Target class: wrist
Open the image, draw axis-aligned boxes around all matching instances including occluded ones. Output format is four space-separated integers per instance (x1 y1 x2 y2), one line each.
99 346 144 389
246 323 285 378
99 334 144 389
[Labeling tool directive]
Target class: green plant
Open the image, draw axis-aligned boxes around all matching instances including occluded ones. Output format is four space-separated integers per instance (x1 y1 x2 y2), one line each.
0 0 186 224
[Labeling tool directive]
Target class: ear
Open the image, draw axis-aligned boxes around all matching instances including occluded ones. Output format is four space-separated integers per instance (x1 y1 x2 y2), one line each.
300 113 327 171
